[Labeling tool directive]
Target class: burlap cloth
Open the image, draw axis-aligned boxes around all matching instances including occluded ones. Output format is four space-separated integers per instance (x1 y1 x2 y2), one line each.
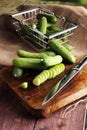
0 4 87 66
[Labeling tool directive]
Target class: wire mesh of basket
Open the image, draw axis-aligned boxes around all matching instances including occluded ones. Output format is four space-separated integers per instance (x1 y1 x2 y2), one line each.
10 7 78 49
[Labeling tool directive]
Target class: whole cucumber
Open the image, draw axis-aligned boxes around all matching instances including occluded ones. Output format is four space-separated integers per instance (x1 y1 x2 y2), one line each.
13 58 47 70
48 39 76 63
47 25 61 32
12 67 23 78
37 16 47 35
17 50 56 58
46 26 61 35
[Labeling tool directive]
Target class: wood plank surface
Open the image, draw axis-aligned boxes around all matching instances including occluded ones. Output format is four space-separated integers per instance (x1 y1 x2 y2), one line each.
0 82 87 130
0 85 35 130
0 63 87 118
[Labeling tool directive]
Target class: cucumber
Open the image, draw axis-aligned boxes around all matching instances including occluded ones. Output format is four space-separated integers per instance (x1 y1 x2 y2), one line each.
33 70 49 86
48 39 76 63
46 26 61 36
42 55 63 67
46 25 61 35
33 63 65 86
17 50 56 58
13 53 62 70
48 63 65 79
20 82 28 89
37 13 57 23
37 16 47 35
46 30 56 36
30 23 36 29
61 32 68 42
12 67 23 78
47 25 61 32
41 51 56 56
49 38 63 44
63 44 73 51
13 58 47 70
40 47 51 52
47 23 51 27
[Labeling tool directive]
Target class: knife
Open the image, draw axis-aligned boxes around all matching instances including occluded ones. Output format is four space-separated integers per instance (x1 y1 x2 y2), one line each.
42 55 87 105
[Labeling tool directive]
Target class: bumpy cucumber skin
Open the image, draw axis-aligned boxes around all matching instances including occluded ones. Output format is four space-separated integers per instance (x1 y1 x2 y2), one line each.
63 44 73 51
47 25 61 32
48 39 76 63
41 51 56 56
17 50 56 58
12 67 23 78
37 13 57 23
33 63 65 86
13 58 47 70
42 55 63 67
37 16 47 34
46 26 61 35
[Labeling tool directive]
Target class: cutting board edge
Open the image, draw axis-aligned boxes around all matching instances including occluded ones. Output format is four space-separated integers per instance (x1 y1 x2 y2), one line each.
4 80 87 118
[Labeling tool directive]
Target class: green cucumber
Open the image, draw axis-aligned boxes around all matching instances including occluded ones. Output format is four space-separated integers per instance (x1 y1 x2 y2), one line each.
61 32 68 42
17 50 56 58
33 70 49 86
12 67 23 78
47 23 51 27
13 58 47 70
37 16 47 35
42 51 56 56
46 26 61 36
33 63 65 86
48 39 76 63
37 13 57 23
30 23 36 29
20 82 28 89
63 44 73 51
47 25 61 32
46 30 56 36
48 63 65 79
42 55 63 67
41 47 51 52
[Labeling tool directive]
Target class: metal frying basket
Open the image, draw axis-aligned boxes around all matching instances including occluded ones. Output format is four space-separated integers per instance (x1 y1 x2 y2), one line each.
10 7 78 49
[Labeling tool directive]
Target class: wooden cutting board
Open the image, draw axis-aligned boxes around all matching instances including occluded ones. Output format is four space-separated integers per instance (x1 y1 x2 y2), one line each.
0 61 87 117
0 4 87 118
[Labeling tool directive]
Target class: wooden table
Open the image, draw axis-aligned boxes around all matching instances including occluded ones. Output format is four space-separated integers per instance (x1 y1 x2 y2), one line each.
0 1 87 129
0 66 87 130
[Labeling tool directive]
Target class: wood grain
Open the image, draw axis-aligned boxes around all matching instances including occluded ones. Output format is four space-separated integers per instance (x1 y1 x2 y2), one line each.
0 82 86 130
0 63 87 117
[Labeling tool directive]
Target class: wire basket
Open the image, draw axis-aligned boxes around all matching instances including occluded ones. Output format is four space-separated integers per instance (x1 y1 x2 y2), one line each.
10 7 78 49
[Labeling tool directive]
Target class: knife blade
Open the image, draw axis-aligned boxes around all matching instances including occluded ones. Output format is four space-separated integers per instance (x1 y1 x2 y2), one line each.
42 55 87 105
